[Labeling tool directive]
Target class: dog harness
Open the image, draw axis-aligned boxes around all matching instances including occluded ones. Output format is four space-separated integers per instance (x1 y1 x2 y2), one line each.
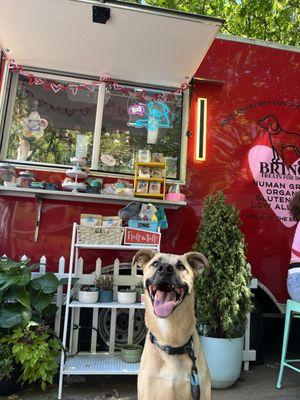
149 332 200 400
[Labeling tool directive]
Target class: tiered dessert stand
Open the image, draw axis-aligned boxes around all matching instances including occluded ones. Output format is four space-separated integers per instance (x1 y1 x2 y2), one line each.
62 157 87 193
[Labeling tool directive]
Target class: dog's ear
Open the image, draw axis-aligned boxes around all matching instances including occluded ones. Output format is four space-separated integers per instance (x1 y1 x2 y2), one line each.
132 249 156 269
184 252 209 275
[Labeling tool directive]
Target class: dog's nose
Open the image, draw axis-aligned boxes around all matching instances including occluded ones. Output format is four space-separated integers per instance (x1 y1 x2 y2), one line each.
157 263 174 275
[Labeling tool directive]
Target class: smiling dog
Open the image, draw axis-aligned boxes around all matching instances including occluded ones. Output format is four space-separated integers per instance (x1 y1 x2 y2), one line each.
133 249 211 400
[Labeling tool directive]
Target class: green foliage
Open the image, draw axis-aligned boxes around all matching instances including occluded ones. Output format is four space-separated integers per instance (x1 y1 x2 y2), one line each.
0 342 14 381
0 257 62 329
1 325 61 391
94 273 114 291
137 0 300 46
193 192 253 338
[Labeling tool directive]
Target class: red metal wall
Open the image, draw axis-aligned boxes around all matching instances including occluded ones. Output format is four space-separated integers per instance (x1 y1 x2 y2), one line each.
1 38 300 303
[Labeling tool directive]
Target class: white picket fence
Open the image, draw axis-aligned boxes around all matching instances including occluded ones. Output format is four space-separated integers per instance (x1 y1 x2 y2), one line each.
1 254 142 344
2 254 256 371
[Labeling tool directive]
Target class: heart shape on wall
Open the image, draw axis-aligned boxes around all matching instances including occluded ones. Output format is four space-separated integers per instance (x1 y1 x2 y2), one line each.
248 145 298 228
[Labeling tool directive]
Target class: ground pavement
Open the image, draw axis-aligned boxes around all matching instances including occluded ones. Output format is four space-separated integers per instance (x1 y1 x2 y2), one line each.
3 360 299 400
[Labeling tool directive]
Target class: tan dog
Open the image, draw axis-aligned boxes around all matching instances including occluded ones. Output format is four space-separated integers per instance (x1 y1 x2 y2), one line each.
133 249 211 400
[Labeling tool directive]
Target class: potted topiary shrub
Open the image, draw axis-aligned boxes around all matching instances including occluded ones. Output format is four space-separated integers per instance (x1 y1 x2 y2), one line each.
0 343 21 396
193 191 253 389
78 285 99 304
94 274 114 303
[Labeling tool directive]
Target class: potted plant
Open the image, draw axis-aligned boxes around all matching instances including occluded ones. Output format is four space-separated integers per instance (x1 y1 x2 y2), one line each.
2 324 61 391
193 192 253 389
136 281 145 304
0 256 65 328
94 274 114 302
0 257 64 391
117 288 137 304
0 343 21 396
78 285 99 304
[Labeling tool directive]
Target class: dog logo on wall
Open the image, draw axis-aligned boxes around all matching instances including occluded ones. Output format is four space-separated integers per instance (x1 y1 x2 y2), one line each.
258 115 300 165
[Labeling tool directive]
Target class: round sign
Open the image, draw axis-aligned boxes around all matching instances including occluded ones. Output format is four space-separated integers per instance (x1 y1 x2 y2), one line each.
100 154 116 167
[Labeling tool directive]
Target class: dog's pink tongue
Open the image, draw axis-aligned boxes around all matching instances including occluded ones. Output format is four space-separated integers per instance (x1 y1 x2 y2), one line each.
154 290 176 318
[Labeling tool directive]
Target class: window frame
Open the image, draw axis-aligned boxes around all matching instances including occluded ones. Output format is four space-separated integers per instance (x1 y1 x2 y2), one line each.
0 67 188 183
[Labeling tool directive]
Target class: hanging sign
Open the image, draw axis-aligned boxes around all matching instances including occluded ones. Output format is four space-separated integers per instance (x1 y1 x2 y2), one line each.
124 227 161 246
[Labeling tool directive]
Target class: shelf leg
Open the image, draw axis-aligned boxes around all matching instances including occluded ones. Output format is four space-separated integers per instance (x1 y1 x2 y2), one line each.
128 308 135 345
58 223 77 400
109 308 117 355
70 308 81 355
91 308 99 354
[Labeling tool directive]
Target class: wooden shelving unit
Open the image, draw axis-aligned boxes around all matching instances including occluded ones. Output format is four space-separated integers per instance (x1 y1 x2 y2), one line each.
133 161 167 200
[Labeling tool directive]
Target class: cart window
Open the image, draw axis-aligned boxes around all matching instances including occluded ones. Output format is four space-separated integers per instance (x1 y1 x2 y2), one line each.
6 75 97 166
99 84 183 179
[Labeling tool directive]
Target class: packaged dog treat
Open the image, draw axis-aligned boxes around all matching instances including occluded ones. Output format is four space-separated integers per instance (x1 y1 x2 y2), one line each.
80 214 102 227
151 153 164 163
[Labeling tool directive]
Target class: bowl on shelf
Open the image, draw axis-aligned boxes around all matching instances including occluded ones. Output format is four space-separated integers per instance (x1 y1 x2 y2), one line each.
121 344 143 363
165 192 185 201
30 181 45 189
3 181 18 188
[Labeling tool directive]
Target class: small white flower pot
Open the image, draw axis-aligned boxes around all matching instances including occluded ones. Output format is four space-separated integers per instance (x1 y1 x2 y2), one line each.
117 290 137 304
78 290 99 304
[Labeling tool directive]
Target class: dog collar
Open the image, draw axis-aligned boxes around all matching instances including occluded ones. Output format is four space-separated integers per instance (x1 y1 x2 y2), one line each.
149 331 200 400
149 331 193 355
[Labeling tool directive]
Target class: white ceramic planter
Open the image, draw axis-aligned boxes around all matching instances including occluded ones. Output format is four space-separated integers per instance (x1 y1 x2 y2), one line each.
117 290 137 304
200 335 244 389
78 290 99 304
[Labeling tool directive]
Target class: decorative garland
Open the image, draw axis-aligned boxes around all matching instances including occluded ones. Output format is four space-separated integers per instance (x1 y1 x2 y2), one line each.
4 55 189 103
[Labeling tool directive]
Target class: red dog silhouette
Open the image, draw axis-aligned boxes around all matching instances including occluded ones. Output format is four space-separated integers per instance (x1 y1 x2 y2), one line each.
258 115 300 165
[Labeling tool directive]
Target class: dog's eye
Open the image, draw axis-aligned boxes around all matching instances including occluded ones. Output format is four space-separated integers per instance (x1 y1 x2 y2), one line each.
152 261 159 268
177 263 186 271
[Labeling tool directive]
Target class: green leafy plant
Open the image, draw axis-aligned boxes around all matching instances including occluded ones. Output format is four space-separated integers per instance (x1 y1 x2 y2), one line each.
2 324 61 391
80 285 98 292
94 274 114 291
0 342 14 381
0 257 65 329
136 281 145 294
193 192 253 338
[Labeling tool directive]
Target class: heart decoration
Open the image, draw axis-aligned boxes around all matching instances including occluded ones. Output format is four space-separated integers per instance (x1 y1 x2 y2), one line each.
80 107 89 116
34 78 44 86
68 84 79 96
65 108 75 117
113 82 122 91
51 83 63 93
248 144 297 228
28 76 35 86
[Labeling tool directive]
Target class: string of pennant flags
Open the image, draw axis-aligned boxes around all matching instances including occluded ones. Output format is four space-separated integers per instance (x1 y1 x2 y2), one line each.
5 56 189 103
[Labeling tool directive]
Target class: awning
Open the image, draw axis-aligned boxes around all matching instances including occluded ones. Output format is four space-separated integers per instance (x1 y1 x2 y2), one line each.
0 0 223 88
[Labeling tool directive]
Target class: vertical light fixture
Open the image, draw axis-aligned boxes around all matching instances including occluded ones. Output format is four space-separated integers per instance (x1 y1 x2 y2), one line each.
195 98 207 161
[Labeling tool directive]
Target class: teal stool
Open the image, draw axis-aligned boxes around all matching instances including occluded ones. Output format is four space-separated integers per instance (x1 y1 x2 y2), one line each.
276 299 300 389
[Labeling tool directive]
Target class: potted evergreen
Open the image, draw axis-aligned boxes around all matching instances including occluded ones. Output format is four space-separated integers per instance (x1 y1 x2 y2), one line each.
94 274 114 303
193 192 253 389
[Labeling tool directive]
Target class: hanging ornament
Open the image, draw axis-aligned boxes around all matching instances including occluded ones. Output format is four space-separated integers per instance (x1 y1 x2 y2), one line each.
20 100 48 139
